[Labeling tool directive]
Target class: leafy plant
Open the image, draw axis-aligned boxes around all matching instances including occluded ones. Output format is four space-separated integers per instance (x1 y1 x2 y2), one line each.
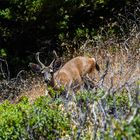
0 96 71 139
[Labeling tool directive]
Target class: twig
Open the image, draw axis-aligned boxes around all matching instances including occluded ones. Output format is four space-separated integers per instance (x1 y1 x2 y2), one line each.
15 70 26 84
127 108 139 124
98 58 110 87
0 58 10 81
135 81 140 106
126 84 133 107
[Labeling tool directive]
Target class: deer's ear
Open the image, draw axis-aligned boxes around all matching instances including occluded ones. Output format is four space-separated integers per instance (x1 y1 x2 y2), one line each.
29 63 42 72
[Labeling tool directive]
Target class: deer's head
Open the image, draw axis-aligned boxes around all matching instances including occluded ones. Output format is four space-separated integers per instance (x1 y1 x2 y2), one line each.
29 51 59 84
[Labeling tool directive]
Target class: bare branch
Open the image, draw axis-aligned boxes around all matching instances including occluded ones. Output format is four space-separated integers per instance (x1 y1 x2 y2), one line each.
0 58 10 81
98 58 110 87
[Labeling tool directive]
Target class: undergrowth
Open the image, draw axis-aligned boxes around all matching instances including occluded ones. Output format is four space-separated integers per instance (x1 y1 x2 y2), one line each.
0 96 71 139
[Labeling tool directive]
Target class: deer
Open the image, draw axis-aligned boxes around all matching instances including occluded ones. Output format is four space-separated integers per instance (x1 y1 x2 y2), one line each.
29 51 100 97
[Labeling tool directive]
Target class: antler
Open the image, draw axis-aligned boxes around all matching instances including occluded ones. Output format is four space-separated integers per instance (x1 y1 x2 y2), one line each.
53 50 59 58
49 59 56 67
50 50 59 67
35 52 46 68
35 51 59 69
51 50 63 71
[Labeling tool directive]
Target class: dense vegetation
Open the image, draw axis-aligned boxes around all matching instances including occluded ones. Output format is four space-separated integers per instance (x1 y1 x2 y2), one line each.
0 84 140 139
0 0 140 139
0 97 71 139
0 0 139 75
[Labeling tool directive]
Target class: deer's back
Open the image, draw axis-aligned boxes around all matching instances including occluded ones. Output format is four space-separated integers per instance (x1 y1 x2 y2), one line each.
53 56 95 87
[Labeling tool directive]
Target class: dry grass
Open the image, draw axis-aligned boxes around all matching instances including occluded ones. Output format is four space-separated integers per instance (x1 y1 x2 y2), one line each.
96 48 139 90
75 36 140 92
0 73 47 104
13 75 46 103
11 75 46 103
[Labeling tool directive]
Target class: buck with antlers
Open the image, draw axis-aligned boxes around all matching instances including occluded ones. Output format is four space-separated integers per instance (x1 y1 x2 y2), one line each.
29 51 100 96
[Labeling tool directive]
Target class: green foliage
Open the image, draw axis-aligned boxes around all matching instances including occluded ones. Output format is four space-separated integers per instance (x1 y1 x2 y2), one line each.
104 114 140 140
126 115 140 139
47 85 65 98
0 96 71 139
75 28 89 39
0 88 139 139
0 48 7 57
0 0 44 38
0 0 139 75
8 0 43 21
74 88 140 139
0 8 11 19
76 88 105 103
105 90 131 119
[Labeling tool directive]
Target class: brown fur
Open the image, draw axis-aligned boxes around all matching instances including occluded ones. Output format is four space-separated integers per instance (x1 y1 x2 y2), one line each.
51 56 100 90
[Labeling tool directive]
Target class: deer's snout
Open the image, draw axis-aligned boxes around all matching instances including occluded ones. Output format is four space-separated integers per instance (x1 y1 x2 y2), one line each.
44 72 52 84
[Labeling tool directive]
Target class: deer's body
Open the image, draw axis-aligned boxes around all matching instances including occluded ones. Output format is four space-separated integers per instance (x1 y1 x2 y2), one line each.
52 56 98 89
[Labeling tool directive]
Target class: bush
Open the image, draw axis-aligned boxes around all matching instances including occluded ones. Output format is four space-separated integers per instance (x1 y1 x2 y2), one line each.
0 87 140 139
0 96 71 139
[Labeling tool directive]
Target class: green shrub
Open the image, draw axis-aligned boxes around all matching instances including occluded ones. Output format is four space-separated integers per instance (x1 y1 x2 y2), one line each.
0 96 71 139
104 114 140 140
0 87 139 139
